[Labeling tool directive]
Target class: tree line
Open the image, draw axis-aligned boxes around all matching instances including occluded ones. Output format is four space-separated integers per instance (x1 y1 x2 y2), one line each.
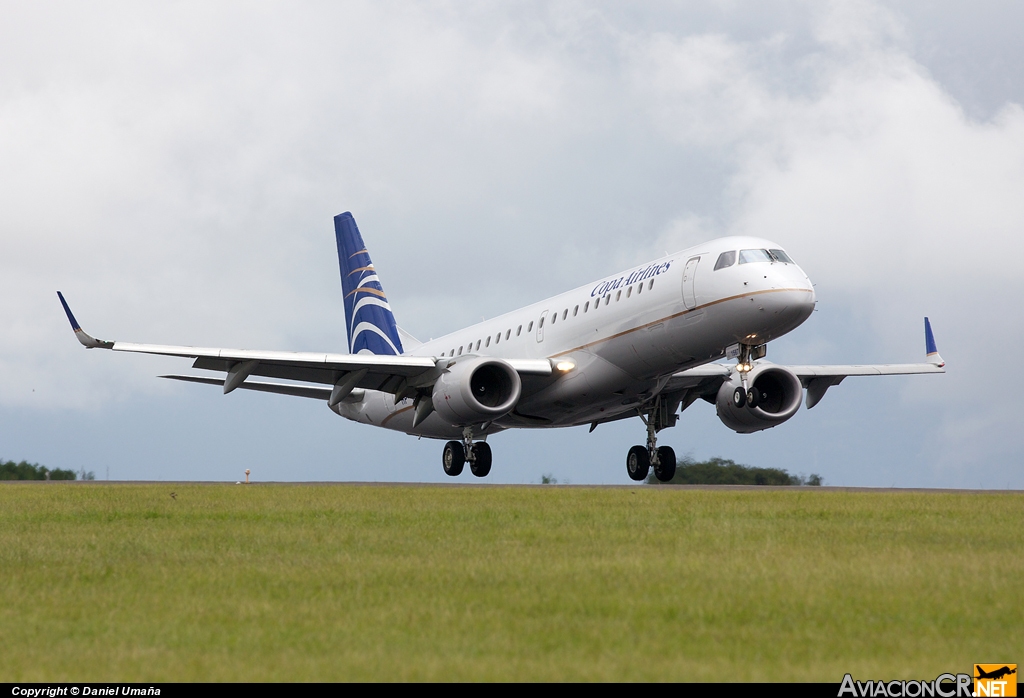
0 460 94 481
646 456 823 486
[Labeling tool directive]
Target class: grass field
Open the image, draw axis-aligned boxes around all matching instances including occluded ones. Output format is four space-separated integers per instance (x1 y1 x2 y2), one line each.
1 483 1020 682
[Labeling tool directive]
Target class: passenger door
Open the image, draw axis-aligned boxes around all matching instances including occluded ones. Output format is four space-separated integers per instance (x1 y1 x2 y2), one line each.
682 256 700 310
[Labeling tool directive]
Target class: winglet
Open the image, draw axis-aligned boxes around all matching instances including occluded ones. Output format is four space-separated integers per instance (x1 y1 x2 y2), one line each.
924 317 944 367
57 292 114 349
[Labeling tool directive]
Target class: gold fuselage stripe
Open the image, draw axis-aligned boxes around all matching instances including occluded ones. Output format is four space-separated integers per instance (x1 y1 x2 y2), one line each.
547 287 812 358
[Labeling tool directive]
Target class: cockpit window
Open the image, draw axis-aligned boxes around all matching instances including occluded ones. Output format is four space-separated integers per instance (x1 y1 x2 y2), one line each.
739 249 772 264
769 249 794 264
714 251 736 270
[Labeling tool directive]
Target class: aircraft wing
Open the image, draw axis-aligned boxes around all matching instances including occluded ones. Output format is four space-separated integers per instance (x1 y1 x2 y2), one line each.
664 318 945 409
58 293 552 400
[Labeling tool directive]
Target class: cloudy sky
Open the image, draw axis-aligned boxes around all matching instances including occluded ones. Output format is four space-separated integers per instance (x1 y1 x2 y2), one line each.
2 1 1022 487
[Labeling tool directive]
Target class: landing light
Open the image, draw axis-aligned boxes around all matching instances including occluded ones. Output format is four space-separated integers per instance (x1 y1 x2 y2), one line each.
555 360 576 373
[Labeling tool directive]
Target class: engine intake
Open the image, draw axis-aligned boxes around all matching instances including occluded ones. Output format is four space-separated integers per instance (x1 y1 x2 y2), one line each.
716 364 803 433
432 357 522 425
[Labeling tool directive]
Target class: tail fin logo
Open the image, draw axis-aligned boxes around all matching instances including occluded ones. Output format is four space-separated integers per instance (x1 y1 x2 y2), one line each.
334 213 404 356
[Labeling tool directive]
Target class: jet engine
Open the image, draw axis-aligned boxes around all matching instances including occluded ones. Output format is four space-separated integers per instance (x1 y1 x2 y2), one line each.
432 356 522 425
716 364 803 433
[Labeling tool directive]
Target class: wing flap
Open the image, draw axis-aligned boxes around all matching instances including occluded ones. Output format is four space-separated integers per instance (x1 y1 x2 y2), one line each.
161 374 343 401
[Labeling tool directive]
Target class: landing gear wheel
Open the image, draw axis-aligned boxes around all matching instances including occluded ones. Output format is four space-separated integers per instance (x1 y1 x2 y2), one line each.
732 387 747 408
470 442 492 478
746 387 760 408
442 441 465 476
654 446 676 482
626 445 650 482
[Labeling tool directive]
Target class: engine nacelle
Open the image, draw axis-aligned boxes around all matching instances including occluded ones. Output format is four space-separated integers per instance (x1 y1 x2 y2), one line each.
432 356 522 426
716 364 803 434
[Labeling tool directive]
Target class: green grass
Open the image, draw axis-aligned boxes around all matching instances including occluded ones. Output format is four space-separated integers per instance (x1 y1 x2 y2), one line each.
0 484 1020 681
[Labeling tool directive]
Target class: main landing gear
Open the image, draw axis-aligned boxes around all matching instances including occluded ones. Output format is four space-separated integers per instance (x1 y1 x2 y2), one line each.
626 405 676 483
442 427 492 478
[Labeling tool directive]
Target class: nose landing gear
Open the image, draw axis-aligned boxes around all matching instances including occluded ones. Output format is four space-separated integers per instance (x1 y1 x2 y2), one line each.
731 342 767 409
442 427 493 478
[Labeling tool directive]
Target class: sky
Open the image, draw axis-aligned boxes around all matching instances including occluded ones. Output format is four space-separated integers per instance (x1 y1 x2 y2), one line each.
1 1 1022 487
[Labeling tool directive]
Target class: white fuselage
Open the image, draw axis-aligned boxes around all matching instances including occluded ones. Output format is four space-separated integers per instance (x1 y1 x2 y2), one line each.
336 236 816 438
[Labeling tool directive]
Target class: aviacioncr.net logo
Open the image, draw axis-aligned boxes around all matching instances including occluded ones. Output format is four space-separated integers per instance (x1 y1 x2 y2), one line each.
839 673 973 697
974 665 1017 697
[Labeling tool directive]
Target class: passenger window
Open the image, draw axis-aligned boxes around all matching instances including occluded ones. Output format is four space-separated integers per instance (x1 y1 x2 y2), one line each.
616 290 621 301
637 283 642 294
648 280 654 290
528 321 534 332
475 340 481 350
573 305 579 316
506 329 511 340
626 286 632 298
605 294 611 305
739 249 772 264
769 249 794 264
551 313 556 325
584 301 589 312
540 316 545 328
485 337 490 347
458 346 463 355
494 333 500 345
562 309 567 320
516 326 521 336
714 250 737 270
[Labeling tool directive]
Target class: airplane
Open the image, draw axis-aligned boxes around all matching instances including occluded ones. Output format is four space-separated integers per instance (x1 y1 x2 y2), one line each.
975 666 1016 681
58 212 945 481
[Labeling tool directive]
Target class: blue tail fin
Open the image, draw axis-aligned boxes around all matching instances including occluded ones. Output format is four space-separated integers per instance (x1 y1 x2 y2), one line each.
334 212 404 355
924 317 944 367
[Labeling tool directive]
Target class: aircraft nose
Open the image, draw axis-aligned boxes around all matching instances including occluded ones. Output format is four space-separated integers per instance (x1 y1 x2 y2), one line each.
791 265 815 305
772 263 814 296
758 265 815 330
